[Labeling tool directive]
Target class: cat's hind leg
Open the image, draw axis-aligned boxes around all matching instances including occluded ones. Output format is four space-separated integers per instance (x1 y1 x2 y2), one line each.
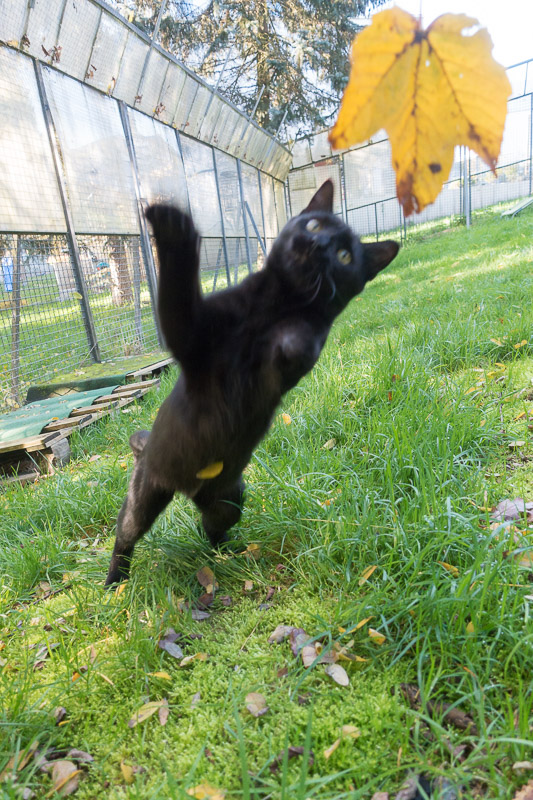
105 462 173 585
194 478 245 549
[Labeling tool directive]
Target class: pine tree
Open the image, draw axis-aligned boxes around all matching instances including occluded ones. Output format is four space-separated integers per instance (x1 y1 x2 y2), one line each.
110 0 386 137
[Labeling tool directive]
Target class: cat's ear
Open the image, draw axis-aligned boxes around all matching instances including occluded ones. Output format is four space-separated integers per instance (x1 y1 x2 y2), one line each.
302 180 334 214
362 240 399 281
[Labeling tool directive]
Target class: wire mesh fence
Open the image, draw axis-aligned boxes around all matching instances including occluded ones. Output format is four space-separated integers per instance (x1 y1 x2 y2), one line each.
0 1 290 411
288 58 533 241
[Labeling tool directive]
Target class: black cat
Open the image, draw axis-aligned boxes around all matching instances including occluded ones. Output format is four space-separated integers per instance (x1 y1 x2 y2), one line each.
105 180 399 585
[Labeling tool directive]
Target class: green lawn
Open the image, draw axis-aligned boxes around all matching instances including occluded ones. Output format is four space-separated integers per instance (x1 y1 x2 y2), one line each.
1 206 533 799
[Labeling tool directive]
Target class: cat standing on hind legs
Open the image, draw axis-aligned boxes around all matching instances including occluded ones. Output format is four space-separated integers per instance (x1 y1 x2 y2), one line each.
105 180 399 586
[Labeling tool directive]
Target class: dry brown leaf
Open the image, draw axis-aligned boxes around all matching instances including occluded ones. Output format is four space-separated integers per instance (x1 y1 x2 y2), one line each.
243 580 254 592
196 566 218 592
323 438 336 450
0 740 39 781
47 761 81 797
513 763 533 773
245 692 269 717
324 663 350 686
330 8 511 215
180 653 208 667
342 724 361 738
509 441 526 449
513 780 533 800
158 699 169 726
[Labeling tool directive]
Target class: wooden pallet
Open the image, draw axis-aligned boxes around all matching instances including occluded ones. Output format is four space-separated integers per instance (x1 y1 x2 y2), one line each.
126 357 174 382
0 380 159 484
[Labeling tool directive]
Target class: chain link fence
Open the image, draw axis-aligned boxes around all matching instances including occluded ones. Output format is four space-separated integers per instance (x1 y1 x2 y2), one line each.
0 0 290 411
288 58 533 240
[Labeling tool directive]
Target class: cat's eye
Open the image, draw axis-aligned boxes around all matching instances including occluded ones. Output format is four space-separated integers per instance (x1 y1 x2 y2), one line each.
337 249 352 265
306 218 321 233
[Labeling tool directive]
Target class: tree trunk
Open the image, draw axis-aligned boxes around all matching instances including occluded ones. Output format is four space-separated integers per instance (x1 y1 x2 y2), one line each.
10 236 22 406
255 0 271 128
107 236 133 307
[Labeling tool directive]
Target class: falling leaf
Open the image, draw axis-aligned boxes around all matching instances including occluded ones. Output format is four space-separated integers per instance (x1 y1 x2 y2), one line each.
323 438 336 450
358 565 378 585
245 692 269 717
196 566 218 592
324 738 341 760
368 628 386 645
438 561 459 577
121 761 134 784
268 624 295 644
47 761 81 797
329 8 511 215
281 413 292 425
513 781 533 800
196 462 224 479
324 663 350 686
128 699 167 728
186 783 226 799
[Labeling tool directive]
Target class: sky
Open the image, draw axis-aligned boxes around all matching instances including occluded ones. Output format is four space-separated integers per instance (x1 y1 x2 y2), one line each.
380 0 532 69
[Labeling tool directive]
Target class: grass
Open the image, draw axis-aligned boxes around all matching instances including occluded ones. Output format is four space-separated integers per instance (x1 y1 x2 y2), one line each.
1 205 533 799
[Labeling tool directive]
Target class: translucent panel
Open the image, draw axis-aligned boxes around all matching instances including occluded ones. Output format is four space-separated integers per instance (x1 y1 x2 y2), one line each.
292 139 313 169
274 180 288 231
113 31 149 105
344 141 396 212
499 95 530 164
210 102 233 148
137 50 169 116
244 128 264 166
200 95 224 144
240 163 264 237
0 0 27 45
156 61 186 125
44 67 139 234
86 13 128 94
0 48 65 233
179 136 222 237
57 0 101 82
25 0 63 61
129 109 189 209
173 74 199 129
310 131 332 162
214 151 244 237
260 173 277 239
217 108 243 153
186 84 212 138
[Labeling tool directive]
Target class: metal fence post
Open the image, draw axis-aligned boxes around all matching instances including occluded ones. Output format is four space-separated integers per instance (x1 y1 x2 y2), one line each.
212 149 232 287
33 60 101 363
118 101 164 349
339 155 349 223
175 132 192 214
237 159 253 273
257 168 267 241
530 92 533 196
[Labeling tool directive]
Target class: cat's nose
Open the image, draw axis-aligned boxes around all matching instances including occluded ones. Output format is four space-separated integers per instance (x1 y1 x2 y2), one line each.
315 233 330 249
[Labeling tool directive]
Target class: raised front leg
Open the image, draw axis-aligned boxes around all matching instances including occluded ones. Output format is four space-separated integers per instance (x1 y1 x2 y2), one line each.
194 478 246 548
145 204 203 370
105 463 173 585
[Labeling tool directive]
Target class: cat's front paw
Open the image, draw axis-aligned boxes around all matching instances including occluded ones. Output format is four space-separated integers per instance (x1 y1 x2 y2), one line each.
145 204 199 252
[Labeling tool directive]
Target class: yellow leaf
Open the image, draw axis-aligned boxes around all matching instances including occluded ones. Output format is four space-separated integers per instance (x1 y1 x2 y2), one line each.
490 338 503 346
148 671 172 680
466 621 475 634
72 291 83 300
196 566 218 591
514 411 526 421
115 582 127 597
187 784 226 800
368 628 386 645
514 340 528 349
329 8 511 216
180 653 208 667
196 461 223 479
358 565 377 586
0 740 39 781
354 616 373 631
342 724 361 739
242 542 261 560
323 438 336 450
121 761 134 784
324 738 341 760
465 387 478 395
438 561 459 577
281 413 292 425
128 699 166 728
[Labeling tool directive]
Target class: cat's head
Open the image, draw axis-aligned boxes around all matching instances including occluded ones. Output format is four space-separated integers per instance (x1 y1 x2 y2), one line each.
268 180 399 316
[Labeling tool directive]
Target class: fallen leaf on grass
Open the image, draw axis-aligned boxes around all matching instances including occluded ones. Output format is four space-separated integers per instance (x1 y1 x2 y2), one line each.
323 725 360 760
218 595 232 607
47 761 81 797
158 639 184 660
243 580 254 593
398 683 478 735
0 740 39 781
281 413 292 425
187 783 225 799
159 700 169 726
438 561 459 578
509 441 526 449
323 438 336 450
121 761 134 784
492 498 533 522
196 566 218 593
371 793 389 800
512 781 533 800
358 565 378 585
268 624 296 644
368 628 386 645
128 699 168 728
513 763 533 772
324 663 350 686
180 653 208 667
191 609 211 621
324 738 341 760
269 746 314 774
245 692 269 717
66 750 93 764
289 628 311 656
53 707 67 724
242 543 261 560
148 671 172 680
